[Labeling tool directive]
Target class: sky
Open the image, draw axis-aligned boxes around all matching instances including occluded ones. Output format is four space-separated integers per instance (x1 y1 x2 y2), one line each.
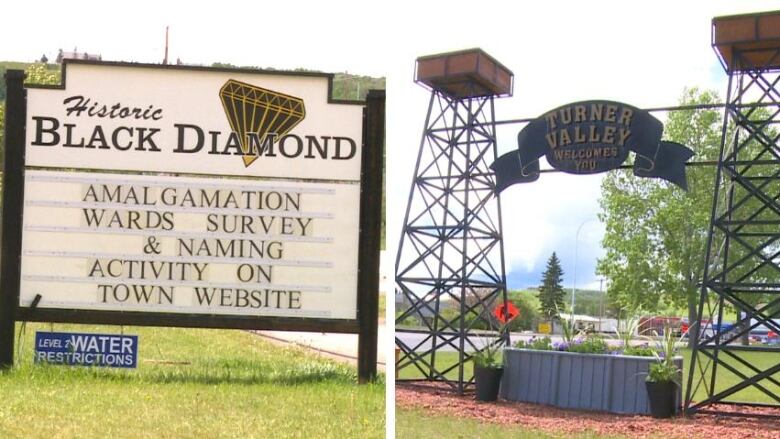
3 0 780 293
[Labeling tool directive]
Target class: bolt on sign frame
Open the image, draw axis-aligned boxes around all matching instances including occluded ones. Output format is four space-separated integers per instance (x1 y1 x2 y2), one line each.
0 61 384 384
395 49 513 393
686 11 780 417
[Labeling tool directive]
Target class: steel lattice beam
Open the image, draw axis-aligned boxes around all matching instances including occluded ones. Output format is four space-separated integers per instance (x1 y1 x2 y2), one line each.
685 44 780 417
395 87 508 394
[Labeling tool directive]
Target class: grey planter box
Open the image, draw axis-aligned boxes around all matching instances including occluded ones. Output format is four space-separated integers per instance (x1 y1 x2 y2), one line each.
501 348 683 415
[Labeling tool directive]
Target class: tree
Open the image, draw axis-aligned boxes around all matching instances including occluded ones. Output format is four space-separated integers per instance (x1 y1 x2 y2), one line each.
562 288 609 317
538 252 566 319
597 88 721 324
24 63 60 86
507 290 541 331
597 87 780 330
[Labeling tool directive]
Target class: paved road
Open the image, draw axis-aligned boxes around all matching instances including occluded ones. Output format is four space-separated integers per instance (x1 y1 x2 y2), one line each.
255 323 388 371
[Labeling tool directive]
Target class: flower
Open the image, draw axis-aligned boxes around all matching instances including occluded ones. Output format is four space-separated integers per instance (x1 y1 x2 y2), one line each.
493 301 520 324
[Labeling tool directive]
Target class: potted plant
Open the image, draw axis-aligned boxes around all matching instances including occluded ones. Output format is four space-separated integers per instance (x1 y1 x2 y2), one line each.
472 301 519 402
472 339 504 402
645 326 682 418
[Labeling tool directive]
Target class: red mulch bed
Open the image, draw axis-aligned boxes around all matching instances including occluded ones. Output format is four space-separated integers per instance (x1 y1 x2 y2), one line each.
396 383 780 438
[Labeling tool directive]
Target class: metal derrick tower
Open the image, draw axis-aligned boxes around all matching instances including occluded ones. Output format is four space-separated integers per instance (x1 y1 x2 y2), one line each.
394 49 513 393
686 11 780 416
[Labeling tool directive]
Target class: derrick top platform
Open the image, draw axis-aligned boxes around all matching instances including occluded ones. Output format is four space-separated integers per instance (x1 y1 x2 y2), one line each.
713 10 780 72
415 48 513 99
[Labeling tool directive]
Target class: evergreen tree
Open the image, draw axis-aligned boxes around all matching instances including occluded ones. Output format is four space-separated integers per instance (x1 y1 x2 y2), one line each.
538 252 565 319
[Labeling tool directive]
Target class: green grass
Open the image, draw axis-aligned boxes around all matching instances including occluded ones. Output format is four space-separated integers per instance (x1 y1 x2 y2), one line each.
398 351 473 382
683 347 780 404
0 323 384 438
398 347 780 404
396 408 618 439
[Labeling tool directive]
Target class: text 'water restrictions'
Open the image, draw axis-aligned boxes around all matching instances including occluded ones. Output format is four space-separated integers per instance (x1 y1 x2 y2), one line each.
20 170 360 319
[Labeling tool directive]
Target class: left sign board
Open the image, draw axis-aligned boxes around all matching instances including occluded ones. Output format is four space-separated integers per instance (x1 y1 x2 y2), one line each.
35 331 138 368
19 61 366 322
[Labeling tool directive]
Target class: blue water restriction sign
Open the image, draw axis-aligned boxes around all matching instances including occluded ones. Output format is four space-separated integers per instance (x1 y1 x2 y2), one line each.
34 331 138 368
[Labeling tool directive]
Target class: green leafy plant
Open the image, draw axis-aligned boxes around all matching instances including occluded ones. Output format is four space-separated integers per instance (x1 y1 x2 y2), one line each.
612 313 657 356
472 301 519 369
553 303 583 345
567 335 609 354
614 313 642 349
623 345 656 357
514 336 553 350
648 361 678 383
472 339 504 368
646 325 683 383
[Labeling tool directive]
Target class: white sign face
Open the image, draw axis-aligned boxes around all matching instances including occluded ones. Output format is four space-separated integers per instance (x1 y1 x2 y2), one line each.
20 171 359 319
20 63 364 320
25 63 363 181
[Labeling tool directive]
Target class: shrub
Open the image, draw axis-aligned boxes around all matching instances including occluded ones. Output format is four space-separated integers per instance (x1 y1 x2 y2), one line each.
566 336 609 354
514 336 553 350
648 361 678 383
623 345 656 357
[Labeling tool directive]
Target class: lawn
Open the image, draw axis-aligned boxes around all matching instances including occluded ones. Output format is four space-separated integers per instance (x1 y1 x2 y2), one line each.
685 347 780 404
398 347 780 404
398 350 473 383
0 323 384 439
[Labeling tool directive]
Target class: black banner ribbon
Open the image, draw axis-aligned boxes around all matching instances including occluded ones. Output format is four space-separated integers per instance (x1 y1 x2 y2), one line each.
491 100 694 193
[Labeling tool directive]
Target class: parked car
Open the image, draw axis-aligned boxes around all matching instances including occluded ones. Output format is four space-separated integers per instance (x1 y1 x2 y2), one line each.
677 318 735 339
748 318 780 336
638 316 683 336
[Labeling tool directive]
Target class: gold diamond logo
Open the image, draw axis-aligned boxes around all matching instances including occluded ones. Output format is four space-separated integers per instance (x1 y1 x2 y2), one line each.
219 79 306 167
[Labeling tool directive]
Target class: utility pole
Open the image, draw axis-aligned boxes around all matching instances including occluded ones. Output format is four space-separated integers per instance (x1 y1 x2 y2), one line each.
163 26 169 65
599 278 604 331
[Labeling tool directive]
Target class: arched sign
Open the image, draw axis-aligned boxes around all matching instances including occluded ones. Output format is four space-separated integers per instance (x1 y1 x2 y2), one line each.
491 100 694 192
